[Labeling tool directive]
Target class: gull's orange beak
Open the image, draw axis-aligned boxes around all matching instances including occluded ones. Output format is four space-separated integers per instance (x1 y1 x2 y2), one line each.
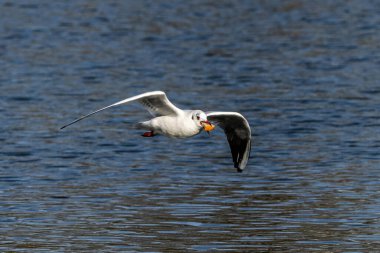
201 120 215 132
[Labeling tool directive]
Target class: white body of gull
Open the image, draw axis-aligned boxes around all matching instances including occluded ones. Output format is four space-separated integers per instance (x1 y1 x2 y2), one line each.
61 91 251 172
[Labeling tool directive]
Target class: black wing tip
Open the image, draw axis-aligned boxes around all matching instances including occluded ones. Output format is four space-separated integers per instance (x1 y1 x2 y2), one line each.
234 162 243 172
59 121 75 130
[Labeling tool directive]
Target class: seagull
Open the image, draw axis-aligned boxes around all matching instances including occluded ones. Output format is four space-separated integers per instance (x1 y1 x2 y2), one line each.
61 91 251 172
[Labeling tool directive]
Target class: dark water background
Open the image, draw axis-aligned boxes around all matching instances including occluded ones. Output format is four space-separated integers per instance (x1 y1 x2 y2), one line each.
1 0 380 252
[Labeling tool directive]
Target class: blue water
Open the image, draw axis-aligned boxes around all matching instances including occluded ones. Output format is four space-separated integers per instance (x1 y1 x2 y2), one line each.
1 0 380 252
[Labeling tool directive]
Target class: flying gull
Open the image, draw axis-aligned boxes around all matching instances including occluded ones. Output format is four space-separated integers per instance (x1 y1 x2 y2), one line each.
61 91 251 172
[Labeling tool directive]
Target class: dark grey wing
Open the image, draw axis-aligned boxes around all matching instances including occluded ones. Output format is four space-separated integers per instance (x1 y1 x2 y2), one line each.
61 91 181 129
206 112 251 172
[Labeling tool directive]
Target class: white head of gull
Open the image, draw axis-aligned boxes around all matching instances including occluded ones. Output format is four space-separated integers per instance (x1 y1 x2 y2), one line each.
61 91 252 172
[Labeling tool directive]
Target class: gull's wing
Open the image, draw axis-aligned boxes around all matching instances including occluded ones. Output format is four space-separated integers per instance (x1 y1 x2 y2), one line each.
60 91 181 129
206 112 251 172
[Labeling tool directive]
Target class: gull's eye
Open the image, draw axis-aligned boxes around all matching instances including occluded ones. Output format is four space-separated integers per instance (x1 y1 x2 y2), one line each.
196 116 200 120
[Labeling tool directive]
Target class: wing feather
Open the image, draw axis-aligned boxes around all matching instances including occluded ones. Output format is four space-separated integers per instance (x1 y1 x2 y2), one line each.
60 91 181 129
206 112 252 172
138 91 181 116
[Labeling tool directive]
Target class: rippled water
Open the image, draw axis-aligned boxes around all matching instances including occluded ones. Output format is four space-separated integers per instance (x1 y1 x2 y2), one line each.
1 0 380 252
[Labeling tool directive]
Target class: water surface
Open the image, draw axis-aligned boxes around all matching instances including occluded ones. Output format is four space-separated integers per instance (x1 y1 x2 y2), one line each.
1 0 380 252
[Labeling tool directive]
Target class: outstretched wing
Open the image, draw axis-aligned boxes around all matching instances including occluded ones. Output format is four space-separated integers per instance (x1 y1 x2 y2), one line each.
206 112 251 172
60 91 181 129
